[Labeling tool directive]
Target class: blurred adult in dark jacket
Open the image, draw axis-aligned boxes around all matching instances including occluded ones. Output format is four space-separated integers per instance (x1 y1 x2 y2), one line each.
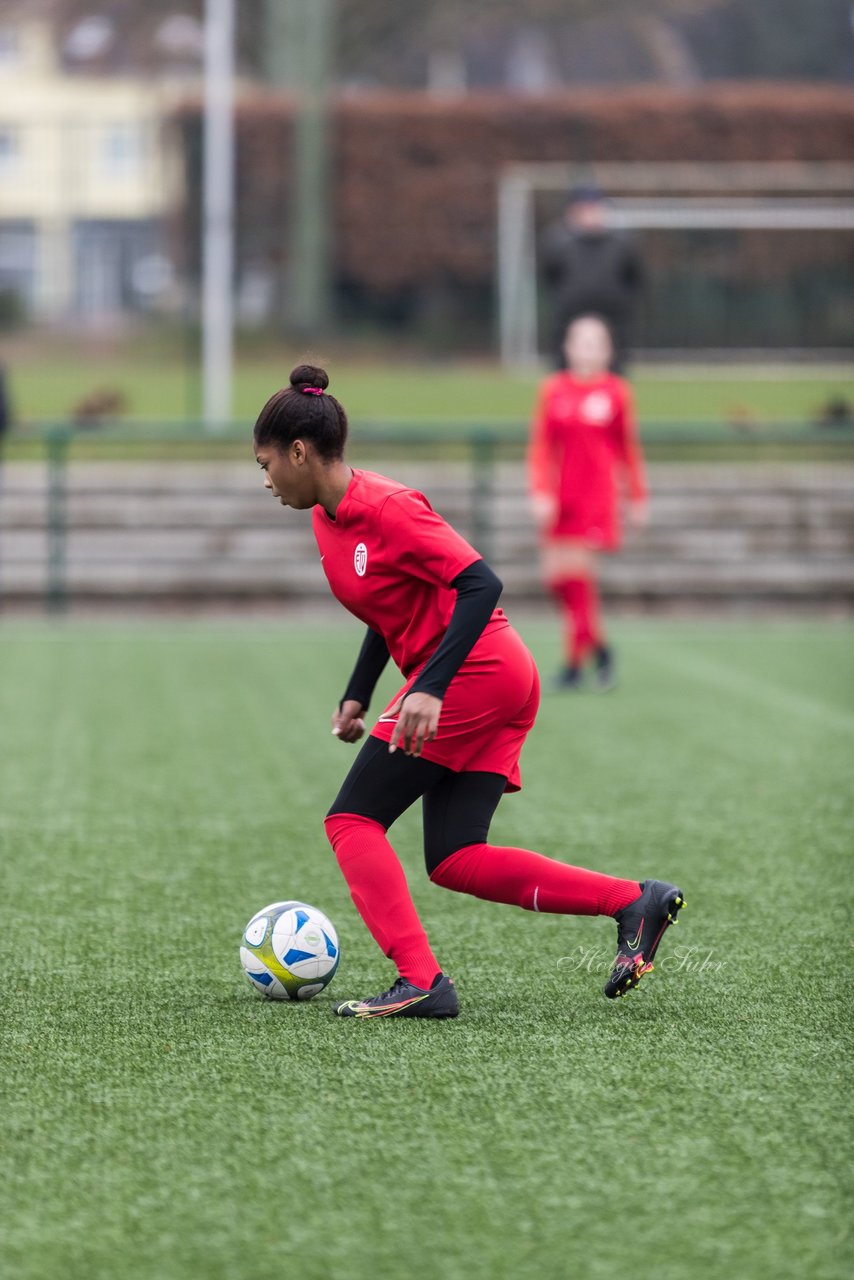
541 185 644 374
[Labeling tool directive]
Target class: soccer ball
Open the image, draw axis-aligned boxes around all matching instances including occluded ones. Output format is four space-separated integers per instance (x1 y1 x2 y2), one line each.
239 901 340 1001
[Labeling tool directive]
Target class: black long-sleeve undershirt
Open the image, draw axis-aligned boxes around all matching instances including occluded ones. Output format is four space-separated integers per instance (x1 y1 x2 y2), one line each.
411 559 503 699
340 627 390 712
340 559 503 711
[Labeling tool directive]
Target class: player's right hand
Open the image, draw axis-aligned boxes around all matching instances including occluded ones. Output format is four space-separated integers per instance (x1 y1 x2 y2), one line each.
331 699 365 744
530 492 557 531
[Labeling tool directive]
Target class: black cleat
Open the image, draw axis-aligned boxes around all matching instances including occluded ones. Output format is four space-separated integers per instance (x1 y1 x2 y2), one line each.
550 665 583 692
593 645 617 692
333 973 459 1020
604 879 686 999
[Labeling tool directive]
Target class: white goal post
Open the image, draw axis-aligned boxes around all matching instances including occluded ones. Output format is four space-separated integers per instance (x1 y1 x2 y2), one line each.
496 162 854 368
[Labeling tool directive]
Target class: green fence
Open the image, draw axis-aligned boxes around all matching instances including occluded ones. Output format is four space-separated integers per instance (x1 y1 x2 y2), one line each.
30 422 509 613
4 419 853 614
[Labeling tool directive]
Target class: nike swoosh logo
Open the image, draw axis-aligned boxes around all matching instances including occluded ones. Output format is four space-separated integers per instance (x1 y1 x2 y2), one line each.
627 918 644 950
355 993 430 1018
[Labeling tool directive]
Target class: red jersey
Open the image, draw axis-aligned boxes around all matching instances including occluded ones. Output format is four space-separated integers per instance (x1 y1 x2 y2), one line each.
527 371 646 549
312 469 508 677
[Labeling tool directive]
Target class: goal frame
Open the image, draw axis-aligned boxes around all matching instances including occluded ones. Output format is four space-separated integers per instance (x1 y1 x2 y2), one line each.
496 162 854 368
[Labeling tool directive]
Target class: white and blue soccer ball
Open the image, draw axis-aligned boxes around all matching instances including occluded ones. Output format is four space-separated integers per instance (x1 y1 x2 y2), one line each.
239 901 340 1001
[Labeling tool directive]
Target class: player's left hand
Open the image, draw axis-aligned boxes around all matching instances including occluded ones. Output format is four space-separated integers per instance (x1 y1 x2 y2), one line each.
387 692 442 758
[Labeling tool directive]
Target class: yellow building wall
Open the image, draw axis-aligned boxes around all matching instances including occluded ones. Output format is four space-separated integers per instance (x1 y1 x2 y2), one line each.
0 17 185 317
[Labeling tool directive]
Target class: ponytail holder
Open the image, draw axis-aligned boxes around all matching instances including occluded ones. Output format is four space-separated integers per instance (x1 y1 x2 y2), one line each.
301 386 324 396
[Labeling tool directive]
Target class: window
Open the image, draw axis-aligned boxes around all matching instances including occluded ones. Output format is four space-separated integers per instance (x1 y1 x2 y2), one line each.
0 126 19 175
101 124 144 178
0 27 20 69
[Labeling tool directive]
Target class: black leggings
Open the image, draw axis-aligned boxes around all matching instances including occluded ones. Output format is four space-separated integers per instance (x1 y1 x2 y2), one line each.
327 737 507 876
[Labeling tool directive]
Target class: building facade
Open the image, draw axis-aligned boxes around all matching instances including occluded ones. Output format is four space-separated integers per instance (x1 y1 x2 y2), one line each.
0 12 183 323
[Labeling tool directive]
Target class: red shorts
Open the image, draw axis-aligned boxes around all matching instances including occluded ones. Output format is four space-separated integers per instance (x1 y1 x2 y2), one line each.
550 505 619 550
370 622 540 792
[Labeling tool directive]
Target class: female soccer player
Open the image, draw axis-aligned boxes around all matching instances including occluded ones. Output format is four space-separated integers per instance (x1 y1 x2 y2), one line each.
528 314 648 690
254 364 684 1020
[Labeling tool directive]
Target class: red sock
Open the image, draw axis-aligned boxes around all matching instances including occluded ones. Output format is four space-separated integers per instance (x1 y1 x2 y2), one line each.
430 843 639 917
553 577 602 666
324 813 441 989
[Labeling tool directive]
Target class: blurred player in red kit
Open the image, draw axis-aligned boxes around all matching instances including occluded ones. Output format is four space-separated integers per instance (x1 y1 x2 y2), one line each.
253 363 683 1020
528 315 648 691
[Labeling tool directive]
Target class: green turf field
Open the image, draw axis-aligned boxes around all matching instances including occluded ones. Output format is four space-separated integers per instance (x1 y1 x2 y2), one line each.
6 350 853 427
1 620 852 1280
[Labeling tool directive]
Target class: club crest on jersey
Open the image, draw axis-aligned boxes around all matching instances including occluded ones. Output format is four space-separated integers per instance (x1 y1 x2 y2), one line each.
580 391 613 426
354 542 368 576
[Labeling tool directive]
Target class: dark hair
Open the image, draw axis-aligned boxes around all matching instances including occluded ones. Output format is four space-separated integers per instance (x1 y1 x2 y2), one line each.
566 183 606 206
253 364 348 461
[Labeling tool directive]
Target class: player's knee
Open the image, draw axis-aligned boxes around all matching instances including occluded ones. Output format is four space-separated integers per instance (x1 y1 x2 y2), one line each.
324 811 385 854
424 831 479 878
422 774 503 876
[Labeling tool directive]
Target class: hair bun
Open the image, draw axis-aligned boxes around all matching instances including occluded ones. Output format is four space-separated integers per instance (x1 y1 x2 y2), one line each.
289 364 329 393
